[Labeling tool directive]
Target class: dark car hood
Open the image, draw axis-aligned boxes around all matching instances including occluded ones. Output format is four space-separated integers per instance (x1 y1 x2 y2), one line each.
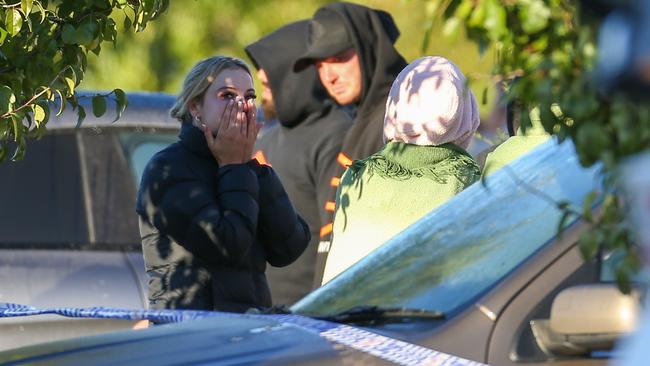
0 315 395 366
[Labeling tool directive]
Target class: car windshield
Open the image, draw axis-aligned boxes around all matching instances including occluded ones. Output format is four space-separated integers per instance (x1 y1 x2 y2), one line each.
292 140 602 317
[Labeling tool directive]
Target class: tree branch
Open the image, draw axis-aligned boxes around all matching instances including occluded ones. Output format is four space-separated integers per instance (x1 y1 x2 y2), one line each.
0 65 72 120
1 3 20 9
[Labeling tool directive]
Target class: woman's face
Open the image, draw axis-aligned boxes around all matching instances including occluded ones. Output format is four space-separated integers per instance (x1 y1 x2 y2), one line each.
190 67 256 133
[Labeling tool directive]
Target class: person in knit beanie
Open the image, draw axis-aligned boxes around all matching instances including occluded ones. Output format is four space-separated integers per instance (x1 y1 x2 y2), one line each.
322 56 481 284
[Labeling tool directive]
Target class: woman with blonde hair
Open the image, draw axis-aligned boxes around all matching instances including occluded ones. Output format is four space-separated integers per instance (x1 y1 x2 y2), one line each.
323 56 481 284
136 56 310 312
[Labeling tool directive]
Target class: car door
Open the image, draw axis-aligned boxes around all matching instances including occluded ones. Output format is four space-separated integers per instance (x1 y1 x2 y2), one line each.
486 224 610 366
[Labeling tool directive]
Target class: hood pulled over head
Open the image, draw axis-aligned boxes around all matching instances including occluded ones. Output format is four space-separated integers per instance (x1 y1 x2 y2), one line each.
383 56 480 149
246 21 329 128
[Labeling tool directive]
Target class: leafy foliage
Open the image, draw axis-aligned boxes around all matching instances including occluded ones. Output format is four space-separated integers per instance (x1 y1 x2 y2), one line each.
0 0 168 162
425 0 647 291
80 0 495 111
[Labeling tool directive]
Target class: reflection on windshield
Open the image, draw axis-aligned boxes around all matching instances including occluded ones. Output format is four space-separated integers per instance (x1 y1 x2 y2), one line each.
292 140 602 316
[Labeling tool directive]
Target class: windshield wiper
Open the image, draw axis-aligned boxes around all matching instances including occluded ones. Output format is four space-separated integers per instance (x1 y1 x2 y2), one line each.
314 305 445 324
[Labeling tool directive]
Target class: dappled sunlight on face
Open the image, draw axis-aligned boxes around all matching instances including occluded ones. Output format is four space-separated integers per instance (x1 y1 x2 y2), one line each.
192 68 256 134
316 48 362 106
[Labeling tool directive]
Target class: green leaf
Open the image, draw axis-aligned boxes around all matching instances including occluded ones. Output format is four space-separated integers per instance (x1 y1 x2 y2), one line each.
10 135 26 161
61 24 77 44
557 210 572 238
77 20 97 46
24 10 32 32
32 103 45 125
64 77 75 97
34 102 49 129
484 0 507 40
41 87 54 101
92 95 107 118
0 85 16 115
576 123 609 165
421 18 433 55
615 267 632 295
157 0 171 17
442 17 461 40
0 143 6 162
135 9 145 32
76 105 86 128
468 1 486 27
578 231 599 260
144 0 156 13
0 118 9 140
54 89 65 116
557 200 569 211
519 0 551 34
10 114 22 142
21 0 33 16
90 42 101 56
454 1 473 20
68 66 78 85
36 1 46 23
104 18 118 47
6 9 23 36
0 27 8 45
24 110 32 129
123 16 132 31
582 191 599 222
112 88 127 123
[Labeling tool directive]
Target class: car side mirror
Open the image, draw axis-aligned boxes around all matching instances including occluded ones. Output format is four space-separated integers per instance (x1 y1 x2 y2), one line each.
530 284 641 357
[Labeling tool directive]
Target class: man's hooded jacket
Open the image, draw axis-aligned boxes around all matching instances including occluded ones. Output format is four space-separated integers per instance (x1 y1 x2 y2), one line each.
327 2 408 162
246 21 352 304
297 2 408 282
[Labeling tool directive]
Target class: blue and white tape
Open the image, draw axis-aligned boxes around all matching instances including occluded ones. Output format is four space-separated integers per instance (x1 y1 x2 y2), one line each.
0 303 487 366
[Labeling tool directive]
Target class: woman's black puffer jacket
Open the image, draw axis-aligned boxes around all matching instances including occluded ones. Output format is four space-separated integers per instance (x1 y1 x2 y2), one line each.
136 122 310 312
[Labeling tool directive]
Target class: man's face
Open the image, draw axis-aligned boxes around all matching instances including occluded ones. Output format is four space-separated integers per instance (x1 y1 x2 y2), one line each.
256 69 277 120
315 48 362 106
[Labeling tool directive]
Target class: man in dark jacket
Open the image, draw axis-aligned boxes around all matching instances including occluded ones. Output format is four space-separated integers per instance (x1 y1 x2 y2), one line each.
136 121 310 312
245 20 352 304
294 2 408 282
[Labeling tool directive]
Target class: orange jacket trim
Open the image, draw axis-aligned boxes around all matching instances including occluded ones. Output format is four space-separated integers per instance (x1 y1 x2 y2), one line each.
337 153 353 168
253 150 271 167
324 201 336 212
320 223 333 238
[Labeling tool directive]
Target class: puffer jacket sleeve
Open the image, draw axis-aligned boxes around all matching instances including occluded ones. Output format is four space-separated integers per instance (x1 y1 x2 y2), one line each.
247 159 310 267
140 156 260 264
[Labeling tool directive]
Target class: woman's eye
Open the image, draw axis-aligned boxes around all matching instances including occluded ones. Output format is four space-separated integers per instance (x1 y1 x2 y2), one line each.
221 92 236 100
246 95 257 101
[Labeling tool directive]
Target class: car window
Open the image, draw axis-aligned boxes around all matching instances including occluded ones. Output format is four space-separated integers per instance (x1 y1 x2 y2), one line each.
0 132 89 245
292 140 603 317
119 131 178 188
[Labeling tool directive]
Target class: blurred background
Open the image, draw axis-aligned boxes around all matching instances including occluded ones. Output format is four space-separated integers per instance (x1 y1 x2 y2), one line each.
81 0 496 116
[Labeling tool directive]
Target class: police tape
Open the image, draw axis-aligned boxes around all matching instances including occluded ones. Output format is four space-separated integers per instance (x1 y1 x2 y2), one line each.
0 303 487 366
